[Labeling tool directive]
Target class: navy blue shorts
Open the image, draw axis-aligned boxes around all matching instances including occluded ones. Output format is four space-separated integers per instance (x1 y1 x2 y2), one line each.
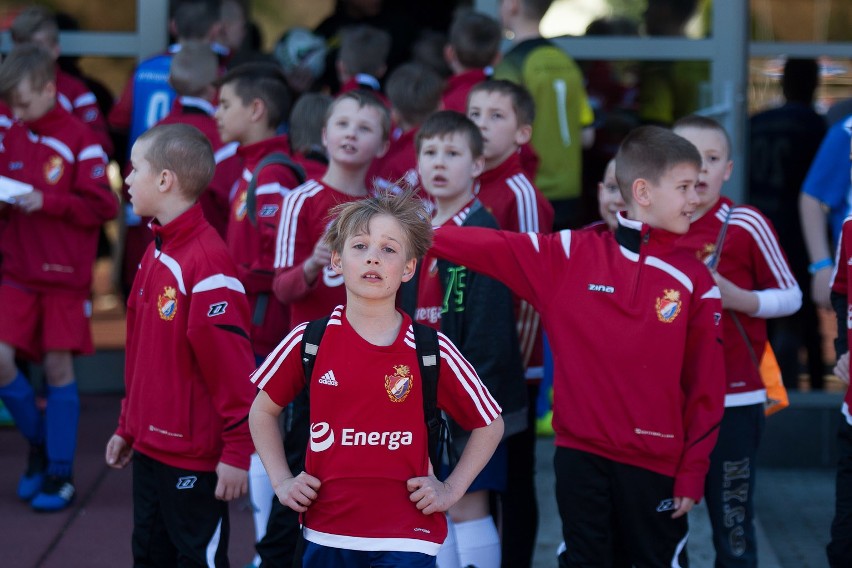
302 541 436 567
441 440 508 493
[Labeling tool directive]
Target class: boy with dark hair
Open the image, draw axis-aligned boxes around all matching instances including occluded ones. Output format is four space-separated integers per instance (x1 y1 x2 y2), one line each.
673 115 801 568
214 62 302 566
401 111 526 568
441 10 502 113
466 77 553 567
274 90 391 328
105 123 256 566
11 5 114 156
251 190 504 567
430 125 726 567
215 61 300 359
336 24 392 104
0 44 116 512
495 0 595 230
369 62 444 192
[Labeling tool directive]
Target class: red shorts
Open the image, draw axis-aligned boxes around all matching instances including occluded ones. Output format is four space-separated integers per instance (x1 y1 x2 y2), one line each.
0 283 94 361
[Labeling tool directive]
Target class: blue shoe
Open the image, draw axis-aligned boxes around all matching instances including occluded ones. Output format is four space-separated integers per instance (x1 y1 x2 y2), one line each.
31 475 75 512
17 444 46 501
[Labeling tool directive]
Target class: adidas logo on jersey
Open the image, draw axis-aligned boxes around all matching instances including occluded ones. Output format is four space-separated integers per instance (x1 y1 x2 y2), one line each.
318 370 339 386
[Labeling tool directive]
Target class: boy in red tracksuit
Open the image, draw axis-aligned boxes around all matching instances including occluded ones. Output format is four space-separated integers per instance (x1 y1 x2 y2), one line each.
215 60 301 566
0 45 116 512
105 123 256 566
674 116 801 568
441 11 501 114
120 42 242 298
215 62 300 359
430 125 726 567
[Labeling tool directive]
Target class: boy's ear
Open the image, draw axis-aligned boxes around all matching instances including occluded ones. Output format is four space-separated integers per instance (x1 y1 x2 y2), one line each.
401 257 417 283
330 250 343 275
158 168 177 194
723 159 733 182
249 97 266 123
472 155 485 179
515 124 532 146
43 80 57 99
632 178 652 207
375 138 390 159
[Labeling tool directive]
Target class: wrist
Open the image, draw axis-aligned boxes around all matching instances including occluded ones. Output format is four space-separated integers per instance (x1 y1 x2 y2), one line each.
808 258 833 274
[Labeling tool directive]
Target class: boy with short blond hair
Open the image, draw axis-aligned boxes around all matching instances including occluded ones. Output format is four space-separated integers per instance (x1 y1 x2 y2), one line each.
441 10 502 113
673 115 801 568
0 44 115 512
368 62 444 192
430 125 726 566
106 123 256 566
273 90 391 326
251 190 504 567
401 111 525 568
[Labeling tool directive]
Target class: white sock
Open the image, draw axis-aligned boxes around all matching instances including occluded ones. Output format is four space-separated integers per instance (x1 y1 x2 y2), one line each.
248 453 275 566
455 516 501 568
436 516 462 568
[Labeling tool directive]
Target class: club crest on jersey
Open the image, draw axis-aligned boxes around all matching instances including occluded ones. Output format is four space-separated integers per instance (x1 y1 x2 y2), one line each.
44 156 64 185
698 242 716 263
385 364 413 402
235 192 248 221
655 289 682 323
157 286 178 321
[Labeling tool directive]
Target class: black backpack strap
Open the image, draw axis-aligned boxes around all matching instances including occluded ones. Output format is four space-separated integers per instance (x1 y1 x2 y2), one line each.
412 322 454 472
300 316 330 387
283 316 330 476
246 152 306 226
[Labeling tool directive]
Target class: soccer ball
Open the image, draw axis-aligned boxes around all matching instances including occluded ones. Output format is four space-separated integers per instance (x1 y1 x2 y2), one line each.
274 27 327 79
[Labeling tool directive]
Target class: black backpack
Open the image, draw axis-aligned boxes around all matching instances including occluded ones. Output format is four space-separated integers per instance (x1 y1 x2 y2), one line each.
292 315 453 472
245 152 306 227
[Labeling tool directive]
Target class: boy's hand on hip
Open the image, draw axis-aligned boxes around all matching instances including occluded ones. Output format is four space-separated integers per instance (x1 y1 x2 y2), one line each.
407 476 457 515
105 434 133 469
275 471 321 513
671 496 695 519
215 462 248 501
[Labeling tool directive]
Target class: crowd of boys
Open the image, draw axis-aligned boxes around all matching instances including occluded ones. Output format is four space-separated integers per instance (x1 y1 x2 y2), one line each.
0 1 850 568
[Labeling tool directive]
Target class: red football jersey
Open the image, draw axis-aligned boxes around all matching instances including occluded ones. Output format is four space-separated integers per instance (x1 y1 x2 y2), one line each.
252 306 500 554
